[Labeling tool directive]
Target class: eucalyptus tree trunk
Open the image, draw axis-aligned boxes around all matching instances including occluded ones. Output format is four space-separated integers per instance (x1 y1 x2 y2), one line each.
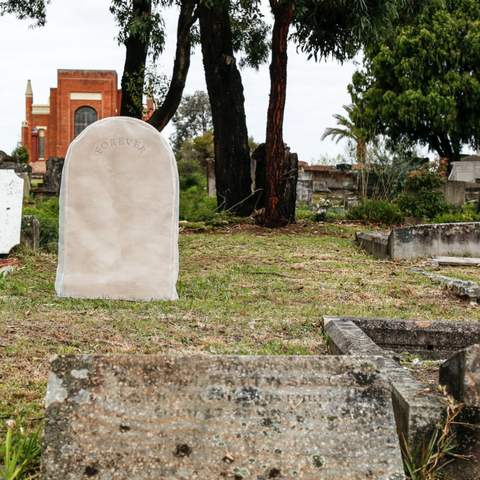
120 0 152 118
148 0 198 130
263 0 296 227
198 2 254 216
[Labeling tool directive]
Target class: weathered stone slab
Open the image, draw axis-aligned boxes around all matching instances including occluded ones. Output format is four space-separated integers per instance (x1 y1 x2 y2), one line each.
433 256 480 267
0 169 24 254
440 344 480 408
43 354 405 480
55 117 179 301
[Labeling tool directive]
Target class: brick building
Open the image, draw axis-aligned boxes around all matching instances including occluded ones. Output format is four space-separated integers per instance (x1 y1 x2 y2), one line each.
21 69 122 173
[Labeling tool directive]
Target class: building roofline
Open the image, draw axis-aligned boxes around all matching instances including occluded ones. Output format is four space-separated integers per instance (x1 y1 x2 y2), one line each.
57 69 118 74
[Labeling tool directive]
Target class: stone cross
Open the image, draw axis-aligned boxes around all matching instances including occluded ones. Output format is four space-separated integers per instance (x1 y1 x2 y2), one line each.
55 117 179 301
0 169 24 254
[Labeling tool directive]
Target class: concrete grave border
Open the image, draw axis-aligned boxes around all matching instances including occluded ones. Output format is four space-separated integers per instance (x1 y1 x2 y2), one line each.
356 222 480 260
322 316 447 452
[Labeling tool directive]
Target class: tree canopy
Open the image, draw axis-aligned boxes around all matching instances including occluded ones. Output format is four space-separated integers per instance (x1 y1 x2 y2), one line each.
349 0 480 164
0 0 49 24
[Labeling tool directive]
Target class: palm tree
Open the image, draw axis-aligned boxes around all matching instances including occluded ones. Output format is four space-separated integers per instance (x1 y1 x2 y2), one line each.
322 104 373 198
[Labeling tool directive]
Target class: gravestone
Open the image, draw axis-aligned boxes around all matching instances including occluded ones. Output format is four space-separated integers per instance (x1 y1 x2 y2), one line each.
43 157 65 194
43 354 405 479
0 170 24 254
55 117 179 301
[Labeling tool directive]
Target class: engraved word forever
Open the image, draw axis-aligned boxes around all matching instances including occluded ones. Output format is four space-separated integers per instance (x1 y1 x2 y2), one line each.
94 137 146 155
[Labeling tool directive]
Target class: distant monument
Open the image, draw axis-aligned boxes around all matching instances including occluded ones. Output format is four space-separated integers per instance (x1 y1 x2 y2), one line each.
55 117 179 301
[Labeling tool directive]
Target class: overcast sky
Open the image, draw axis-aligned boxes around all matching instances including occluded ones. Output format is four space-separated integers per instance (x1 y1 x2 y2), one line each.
0 0 358 164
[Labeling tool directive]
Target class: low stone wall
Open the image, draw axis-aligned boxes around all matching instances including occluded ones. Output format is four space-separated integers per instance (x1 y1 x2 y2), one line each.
357 222 480 260
390 222 480 259
355 232 389 259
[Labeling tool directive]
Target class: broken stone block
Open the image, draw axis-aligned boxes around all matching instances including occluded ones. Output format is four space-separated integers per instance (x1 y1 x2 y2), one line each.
43 354 405 479
440 344 480 408
21 215 40 251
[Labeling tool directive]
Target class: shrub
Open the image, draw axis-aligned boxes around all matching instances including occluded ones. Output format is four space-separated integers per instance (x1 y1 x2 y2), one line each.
23 197 59 249
180 186 227 223
347 199 404 225
433 203 480 224
396 170 448 220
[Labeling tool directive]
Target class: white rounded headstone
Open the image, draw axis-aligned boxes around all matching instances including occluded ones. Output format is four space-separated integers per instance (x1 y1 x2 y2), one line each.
55 117 179 301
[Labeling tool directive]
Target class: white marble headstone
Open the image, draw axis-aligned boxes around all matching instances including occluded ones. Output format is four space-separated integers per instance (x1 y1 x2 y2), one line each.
0 170 24 254
55 117 179 301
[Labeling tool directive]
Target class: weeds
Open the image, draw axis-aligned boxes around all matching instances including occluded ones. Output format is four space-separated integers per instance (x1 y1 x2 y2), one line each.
0 420 41 480
402 392 468 479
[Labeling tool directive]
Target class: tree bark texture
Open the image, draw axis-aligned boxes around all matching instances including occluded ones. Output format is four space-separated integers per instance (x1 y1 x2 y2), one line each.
148 0 198 130
198 2 254 216
263 1 296 227
120 0 152 118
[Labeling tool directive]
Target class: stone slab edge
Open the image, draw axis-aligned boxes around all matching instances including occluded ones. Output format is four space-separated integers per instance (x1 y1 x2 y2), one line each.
323 316 446 450
341 316 480 355
355 232 390 259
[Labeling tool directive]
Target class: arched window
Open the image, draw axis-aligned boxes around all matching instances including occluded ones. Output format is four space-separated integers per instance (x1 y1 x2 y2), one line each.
74 106 97 137
38 129 46 160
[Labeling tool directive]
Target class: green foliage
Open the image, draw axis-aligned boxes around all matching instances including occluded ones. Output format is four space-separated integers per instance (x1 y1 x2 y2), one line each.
350 0 480 162
294 0 414 62
10 146 29 164
368 139 428 200
23 198 59 249
177 131 214 190
348 199 404 225
396 170 448 220
180 186 226 223
0 0 48 25
171 91 213 153
433 203 480 224
110 0 166 60
0 422 41 480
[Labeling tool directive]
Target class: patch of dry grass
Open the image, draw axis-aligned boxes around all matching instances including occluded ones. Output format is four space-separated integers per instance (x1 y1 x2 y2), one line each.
1 222 479 423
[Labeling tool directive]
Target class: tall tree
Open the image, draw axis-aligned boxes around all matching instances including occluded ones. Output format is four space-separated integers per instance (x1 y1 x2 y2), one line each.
170 90 212 152
261 0 414 227
198 1 268 216
148 0 198 130
349 0 480 169
111 0 165 118
322 104 374 197
0 0 48 24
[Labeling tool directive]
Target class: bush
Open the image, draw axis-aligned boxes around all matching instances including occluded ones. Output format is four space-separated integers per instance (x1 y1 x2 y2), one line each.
23 197 59 249
432 203 480 224
347 199 404 225
396 170 448 220
180 186 228 223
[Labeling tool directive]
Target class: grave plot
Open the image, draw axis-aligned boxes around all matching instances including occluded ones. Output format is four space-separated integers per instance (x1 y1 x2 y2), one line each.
323 316 480 479
43 354 405 480
356 222 480 260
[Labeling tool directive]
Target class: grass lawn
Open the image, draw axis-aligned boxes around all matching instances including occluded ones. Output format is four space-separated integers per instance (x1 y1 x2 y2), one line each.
1 222 479 429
